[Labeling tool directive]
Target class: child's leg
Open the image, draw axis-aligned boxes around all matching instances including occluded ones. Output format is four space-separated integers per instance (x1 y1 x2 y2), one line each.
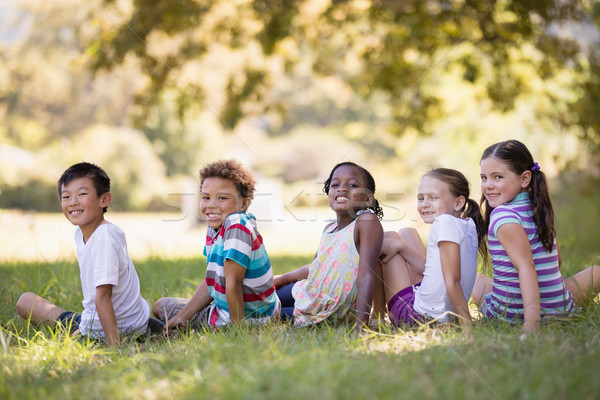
152 298 165 318
398 227 426 253
276 283 295 321
380 252 422 305
565 265 600 306
16 292 65 324
397 228 425 283
372 262 387 320
471 274 493 306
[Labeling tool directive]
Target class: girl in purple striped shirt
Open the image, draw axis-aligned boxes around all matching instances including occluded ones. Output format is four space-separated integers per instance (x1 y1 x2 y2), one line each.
472 140 599 333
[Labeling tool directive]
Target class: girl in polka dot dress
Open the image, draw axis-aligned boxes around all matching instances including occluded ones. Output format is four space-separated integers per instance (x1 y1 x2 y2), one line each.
275 162 384 334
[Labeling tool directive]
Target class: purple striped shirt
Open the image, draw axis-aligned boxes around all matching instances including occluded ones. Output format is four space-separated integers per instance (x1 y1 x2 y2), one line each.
484 192 575 322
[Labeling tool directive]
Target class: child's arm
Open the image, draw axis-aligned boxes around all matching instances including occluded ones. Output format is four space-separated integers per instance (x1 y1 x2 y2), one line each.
164 281 212 332
439 241 472 328
273 263 311 288
379 231 402 263
274 225 332 287
95 284 120 346
224 259 246 325
354 213 384 334
497 223 541 332
380 231 426 273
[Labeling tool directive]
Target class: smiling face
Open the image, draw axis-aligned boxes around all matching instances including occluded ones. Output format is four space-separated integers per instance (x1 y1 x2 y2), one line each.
200 177 251 230
416 175 464 224
60 177 111 241
327 164 372 218
480 156 531 208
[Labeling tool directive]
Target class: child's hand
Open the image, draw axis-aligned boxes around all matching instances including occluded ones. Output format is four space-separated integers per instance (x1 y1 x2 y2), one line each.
273 275 284 289
163 316 189 335
522 319 539 333
379 232 402 263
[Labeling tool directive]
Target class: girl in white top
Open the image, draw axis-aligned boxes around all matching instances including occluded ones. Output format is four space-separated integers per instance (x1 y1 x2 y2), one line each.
374 168 487 327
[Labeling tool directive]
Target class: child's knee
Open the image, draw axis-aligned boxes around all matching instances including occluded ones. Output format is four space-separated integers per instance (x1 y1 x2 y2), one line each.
16 292 35 317
151 299 164 318
398 227 419 240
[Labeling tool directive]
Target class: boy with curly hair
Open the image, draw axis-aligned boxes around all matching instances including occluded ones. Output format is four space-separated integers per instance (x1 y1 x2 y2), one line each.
153 159 280 331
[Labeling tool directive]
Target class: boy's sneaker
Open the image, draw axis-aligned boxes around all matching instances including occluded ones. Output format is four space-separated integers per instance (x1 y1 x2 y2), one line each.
136 317 165 343
147 317 165 335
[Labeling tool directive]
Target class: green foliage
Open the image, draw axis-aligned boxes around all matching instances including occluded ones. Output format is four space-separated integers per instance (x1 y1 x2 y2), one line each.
0 180 58 212
86 0 600 145
0 125 174 212
0 0 137 142
2 0 600 214
553 168 600 270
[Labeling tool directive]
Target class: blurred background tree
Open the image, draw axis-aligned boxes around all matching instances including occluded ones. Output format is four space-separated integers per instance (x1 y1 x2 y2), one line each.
85 0 600 147
1 0 599 262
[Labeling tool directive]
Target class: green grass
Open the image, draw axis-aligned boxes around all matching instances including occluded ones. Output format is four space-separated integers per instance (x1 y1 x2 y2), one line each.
1 255 599 400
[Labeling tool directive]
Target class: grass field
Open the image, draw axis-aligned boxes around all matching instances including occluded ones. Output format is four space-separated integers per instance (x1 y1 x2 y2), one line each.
2 179 599 400
1 253 599 400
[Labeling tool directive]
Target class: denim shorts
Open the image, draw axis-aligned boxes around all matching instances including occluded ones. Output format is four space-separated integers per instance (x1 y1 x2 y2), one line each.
56 311 82 333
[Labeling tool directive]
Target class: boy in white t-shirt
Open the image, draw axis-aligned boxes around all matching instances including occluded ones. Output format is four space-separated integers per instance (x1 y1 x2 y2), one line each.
16 162 161 346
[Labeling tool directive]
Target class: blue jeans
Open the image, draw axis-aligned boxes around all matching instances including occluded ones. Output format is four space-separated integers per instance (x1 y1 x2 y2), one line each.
56 311 81 333
276 283 296 321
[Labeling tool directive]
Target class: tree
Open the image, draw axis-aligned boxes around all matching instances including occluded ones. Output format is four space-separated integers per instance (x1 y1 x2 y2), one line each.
0 0 206 178
0 0 140 145
86 0 600 147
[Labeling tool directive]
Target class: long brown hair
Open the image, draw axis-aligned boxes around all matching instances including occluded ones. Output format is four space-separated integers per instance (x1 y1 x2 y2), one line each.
480 140 555 252
425 168 488 266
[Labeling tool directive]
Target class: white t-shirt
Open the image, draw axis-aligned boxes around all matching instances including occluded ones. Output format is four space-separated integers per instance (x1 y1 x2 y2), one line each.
76 222 150 337
413 214 478 322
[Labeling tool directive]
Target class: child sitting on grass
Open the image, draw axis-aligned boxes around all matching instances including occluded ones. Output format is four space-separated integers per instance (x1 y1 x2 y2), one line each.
472 140 600 332
274 161 384 334
373 168 487 328
153 159 280 332
16 162 160 346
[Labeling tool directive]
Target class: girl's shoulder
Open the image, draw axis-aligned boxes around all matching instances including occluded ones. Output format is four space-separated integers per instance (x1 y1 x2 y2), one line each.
356 209 378 220
433 214 474 234
491 192 530 216
355 209 381 229
434 214 458 223
435 213 474 225
490 202 522 221
323 221 337 234
354 209 383 236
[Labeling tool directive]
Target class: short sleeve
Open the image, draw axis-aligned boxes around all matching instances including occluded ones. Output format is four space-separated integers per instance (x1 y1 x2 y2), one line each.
222 214 254 269
433 214 463 245
489 206 521 237
89 227 120 287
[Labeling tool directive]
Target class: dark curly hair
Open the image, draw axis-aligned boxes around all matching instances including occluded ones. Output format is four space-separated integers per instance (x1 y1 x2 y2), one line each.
199 159 256 199
323 161 384 220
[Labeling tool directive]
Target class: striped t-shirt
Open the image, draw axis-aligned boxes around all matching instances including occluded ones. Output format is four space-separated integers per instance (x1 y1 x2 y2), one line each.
204 212 278 320
485 192 575 321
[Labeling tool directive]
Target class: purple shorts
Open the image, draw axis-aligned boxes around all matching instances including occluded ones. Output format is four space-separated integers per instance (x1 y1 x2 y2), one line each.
387 283 427 327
